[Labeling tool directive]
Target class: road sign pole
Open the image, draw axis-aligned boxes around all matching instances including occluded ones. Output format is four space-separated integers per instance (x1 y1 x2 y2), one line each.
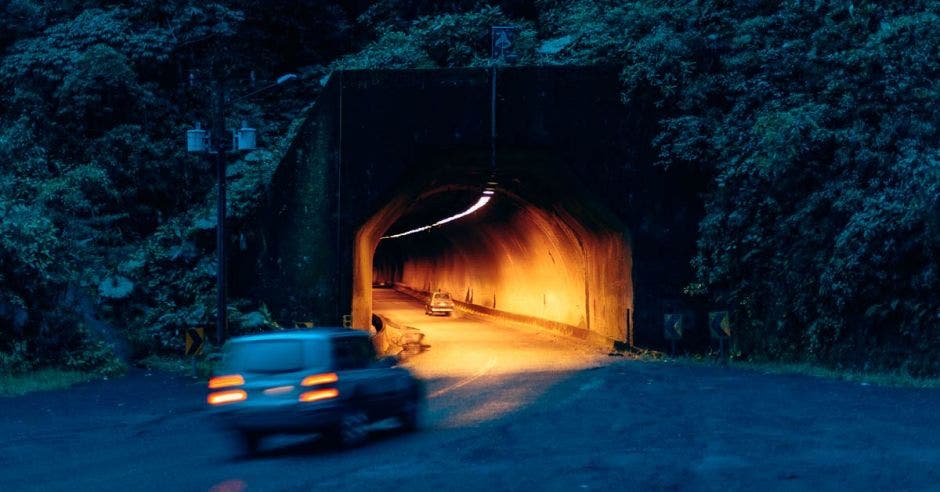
490 33 498 177
192 356 197 378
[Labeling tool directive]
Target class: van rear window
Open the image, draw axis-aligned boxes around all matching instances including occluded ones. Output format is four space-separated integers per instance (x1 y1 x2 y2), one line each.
224 340 304 373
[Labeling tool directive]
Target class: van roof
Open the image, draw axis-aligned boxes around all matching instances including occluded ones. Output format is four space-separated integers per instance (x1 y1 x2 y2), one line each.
226 327 368 344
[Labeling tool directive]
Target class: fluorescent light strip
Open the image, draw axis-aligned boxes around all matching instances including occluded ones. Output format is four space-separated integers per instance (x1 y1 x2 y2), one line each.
381 194 493 240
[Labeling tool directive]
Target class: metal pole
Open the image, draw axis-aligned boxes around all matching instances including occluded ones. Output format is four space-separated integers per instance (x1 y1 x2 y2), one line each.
490 64 496 175
336 71 343 323
214 71 227 346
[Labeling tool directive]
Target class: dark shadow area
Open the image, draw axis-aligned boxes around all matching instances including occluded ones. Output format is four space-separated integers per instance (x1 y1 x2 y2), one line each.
221 422 412 462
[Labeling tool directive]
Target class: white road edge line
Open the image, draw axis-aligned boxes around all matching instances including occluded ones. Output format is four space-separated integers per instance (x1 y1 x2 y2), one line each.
428 356 497 399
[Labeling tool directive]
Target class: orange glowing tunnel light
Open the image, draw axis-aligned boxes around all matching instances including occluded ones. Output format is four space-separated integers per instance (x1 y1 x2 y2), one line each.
299 388 340 403
208 389 247 406
301 372 339 387
208 374 245 389
381 193 493 240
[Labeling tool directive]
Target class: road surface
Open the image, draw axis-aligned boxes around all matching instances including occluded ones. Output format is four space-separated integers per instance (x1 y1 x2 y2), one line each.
1 289 938 491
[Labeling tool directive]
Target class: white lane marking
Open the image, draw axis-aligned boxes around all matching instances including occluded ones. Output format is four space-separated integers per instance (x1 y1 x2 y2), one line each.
428 356 497 399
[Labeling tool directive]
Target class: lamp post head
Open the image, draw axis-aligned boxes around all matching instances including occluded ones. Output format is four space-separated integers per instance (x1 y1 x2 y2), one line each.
187 123 208 153
236 120 256 151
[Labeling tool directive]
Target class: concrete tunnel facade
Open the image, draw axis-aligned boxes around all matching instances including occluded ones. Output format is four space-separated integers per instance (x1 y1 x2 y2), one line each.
235 67 708 351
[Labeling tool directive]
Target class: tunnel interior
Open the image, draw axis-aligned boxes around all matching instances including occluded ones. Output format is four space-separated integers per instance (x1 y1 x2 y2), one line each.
354 148 634 346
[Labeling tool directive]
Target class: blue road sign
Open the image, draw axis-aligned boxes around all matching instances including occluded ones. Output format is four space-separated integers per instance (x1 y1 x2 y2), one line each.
492 26 519 62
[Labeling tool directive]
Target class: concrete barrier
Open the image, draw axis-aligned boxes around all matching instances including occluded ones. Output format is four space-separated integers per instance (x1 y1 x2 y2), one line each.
392 284 618 350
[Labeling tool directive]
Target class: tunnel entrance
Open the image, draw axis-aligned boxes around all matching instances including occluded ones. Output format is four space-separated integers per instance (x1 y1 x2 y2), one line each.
352 148 633 347
246 67 705 353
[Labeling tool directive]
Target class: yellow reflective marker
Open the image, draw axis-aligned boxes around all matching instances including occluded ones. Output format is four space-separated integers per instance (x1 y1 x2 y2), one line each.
709 311 731 339
185 327 205 356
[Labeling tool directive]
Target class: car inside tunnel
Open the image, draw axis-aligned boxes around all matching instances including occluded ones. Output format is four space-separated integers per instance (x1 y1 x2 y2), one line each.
352 149 634 347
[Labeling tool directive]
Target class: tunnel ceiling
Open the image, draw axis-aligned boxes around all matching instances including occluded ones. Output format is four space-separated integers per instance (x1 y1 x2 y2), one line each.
380 188 487 237
375 147 625 240
377 148 497 235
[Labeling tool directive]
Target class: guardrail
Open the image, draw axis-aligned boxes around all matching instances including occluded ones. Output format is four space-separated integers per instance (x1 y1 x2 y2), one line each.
390 283 618 350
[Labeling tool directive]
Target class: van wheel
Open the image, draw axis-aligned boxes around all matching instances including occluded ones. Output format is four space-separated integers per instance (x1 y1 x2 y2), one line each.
325 409 369 448
237 431 262 456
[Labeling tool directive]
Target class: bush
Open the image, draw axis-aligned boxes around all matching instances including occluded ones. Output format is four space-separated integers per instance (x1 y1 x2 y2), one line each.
63 326 127 377
0 341 32 375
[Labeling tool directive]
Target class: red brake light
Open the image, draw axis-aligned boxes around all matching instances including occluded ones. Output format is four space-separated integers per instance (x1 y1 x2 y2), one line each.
208 389 247 406
299 388 339 402
301 372 338 387
208 374 245 389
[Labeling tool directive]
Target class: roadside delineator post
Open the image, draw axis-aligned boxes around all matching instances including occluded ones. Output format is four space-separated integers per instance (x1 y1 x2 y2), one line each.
663 313 683 356
708 311 731 361
185 326 206 378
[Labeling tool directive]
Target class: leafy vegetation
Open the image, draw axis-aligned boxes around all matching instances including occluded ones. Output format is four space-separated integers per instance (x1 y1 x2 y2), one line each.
1 1 937 377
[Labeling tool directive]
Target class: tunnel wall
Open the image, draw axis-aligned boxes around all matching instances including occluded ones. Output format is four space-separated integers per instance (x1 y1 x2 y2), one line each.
391 205 632 344
241 78 343 325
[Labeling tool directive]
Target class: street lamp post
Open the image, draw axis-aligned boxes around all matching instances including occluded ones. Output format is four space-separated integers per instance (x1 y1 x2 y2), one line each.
186 70 298 346
212 72 228 349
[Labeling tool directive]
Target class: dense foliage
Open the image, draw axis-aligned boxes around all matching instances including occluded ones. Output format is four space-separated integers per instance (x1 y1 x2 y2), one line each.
1 1 937 375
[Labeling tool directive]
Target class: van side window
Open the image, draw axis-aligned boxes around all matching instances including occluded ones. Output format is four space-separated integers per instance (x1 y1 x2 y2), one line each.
332 337 376 370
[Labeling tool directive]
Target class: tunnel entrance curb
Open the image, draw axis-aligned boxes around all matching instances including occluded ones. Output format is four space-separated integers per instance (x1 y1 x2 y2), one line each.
391 284 619 351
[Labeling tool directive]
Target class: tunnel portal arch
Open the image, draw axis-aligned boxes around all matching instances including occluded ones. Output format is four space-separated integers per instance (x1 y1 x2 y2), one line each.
353 149 634 346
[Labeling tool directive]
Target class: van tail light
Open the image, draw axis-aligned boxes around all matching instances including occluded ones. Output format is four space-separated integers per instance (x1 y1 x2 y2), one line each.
301 372 338 387
208 374 245 389
208 389 247 406
299 388 339 403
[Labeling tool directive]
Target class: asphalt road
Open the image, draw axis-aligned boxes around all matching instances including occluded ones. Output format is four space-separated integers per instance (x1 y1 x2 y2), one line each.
1 289 938 491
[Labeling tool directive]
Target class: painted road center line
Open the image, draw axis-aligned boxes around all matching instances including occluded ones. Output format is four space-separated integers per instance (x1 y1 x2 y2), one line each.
429 356 497 398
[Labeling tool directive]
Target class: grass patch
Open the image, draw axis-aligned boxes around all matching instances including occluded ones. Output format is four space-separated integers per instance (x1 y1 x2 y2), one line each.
657 354 940 389
0 369 99 397
137 354 216 380
731 360 940 389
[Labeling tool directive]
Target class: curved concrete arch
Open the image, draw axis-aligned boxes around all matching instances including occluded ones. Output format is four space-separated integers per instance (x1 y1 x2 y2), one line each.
354 170 634 347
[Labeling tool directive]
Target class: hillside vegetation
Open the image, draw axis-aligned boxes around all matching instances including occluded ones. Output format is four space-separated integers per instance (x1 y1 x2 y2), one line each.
1 1 937 376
